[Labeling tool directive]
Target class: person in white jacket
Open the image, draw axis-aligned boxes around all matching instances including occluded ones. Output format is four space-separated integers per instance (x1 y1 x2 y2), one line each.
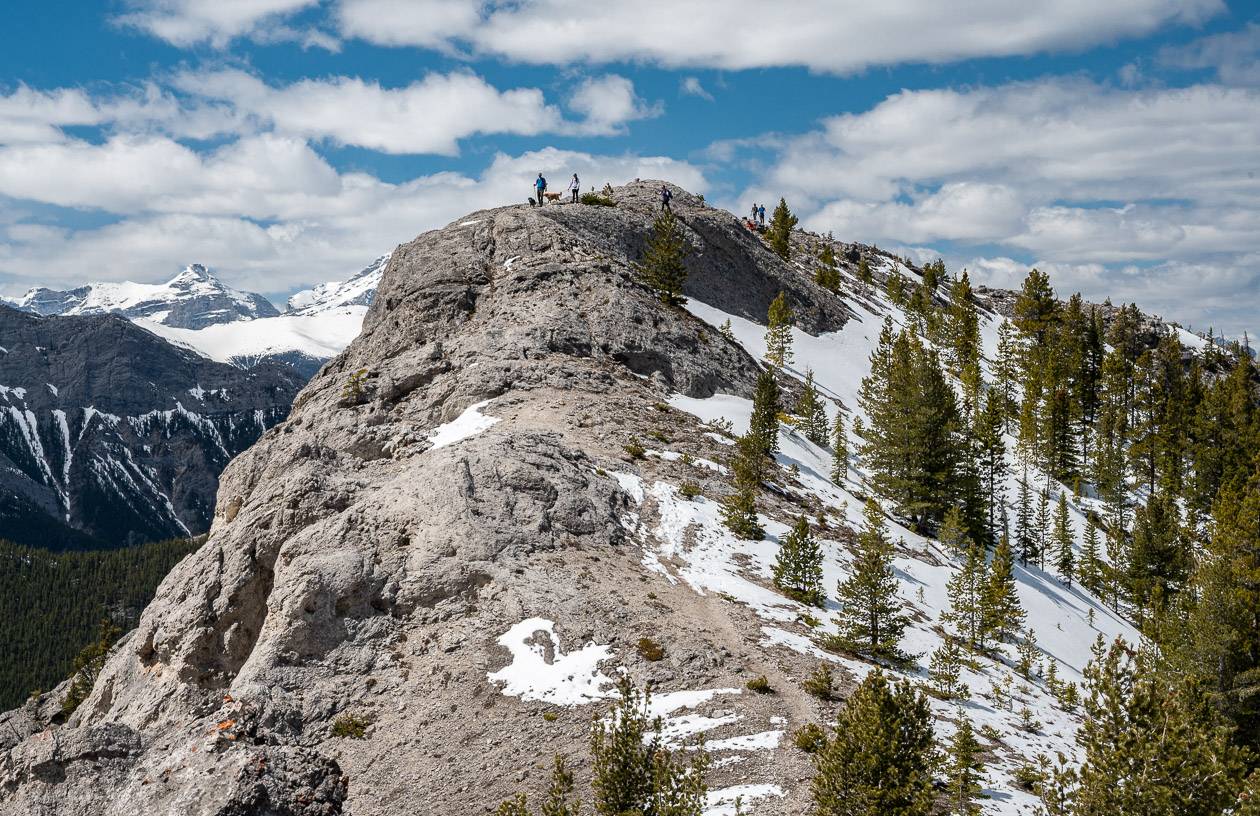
569 174 580 204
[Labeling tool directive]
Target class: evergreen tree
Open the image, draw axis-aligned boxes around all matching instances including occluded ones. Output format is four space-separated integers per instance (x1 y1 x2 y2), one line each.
886 270 908 306
1014 472 1034 565
858 257 874 289
983 535 1024 643
944 715 986 816
766 198 798 259
765 292 795 369
60 617 121 716
929 638 967 700
1035 487 1051 569
1054 640 1245 816
1012 267 1059 357
944 542 989 651
636 211 689 306
830 411 849 484
816 243 841 292
773 516 825 606
946 270 981 381
976 390 1008 544
748 370 781 458
938 505 970 554
994 321 1021 432
721 434 765 540
811 670 936 816
1053 494 1074 586
1080 515 1105 597
795 369 829 447
591 676 708 816
832 500 909 661
1127 493 1189 623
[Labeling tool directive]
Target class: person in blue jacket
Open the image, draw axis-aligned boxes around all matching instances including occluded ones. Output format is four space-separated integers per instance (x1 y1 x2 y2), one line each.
535 173 547 205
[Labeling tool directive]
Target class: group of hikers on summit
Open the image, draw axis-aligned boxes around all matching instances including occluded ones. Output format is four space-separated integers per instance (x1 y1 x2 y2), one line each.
530 174 674 211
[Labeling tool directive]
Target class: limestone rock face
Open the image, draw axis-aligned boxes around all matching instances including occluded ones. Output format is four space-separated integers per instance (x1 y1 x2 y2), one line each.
0 182 854 815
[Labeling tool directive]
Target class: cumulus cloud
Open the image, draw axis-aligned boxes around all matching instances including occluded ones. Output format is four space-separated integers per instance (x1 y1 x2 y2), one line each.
0 146 706 295
332 0 1223 74
1161 21 1260 86
567 75 662 136
114 0 333 49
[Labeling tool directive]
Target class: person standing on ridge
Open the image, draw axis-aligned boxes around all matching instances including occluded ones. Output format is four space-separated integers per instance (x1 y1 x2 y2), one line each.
758 204 766 227
569 173 580 204
660 184 673 212
535 173 547 205
751 202 759 223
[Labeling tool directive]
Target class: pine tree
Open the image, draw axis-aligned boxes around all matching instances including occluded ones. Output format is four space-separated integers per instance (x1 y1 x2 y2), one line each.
541 756 579 816
946 270 981 380
976 390 1008 544
795 369 829 447
944 543 989 651
1014 472 1034 565
766 198 798 259
1035 487 1051 569
1126 493 1188 623
858 257 874 289
60 617 120 717
929 638 967 700
748 370 781 458
938 506 970 554
635 211 689 306
994 320 1021 432
983 535 1024 643
886 270 908 306
815 243 841 292
591 676 708 816
1080 514 1105 597
765 292 794 369
1057 640 1246 816
830 411 849 484
1053 494 1074 586
944 715 986 816
832 500 909 661
811 670 936 816
721 434 765 540
773 516 825 607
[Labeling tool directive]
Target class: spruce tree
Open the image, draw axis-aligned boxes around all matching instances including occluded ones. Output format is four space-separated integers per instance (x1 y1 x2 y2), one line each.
944 715 986 816
811 670 936 816
830 411 849 484
773 516 825 607
766 198 798 259
938 505 970 554
815 243 841 292
976 390 1008 544
748 370 781 458
983 535 1024 643
635 211 689 306
60 617 120 717
1014 472 1034 565
1053 494 1074 586
1035 487 1051 569
765 292 794 369
1127 493 1189 623
832 500 908 661
795 369 829 447
1080 514 1105 597
858 257 874 289
995 320 1020 432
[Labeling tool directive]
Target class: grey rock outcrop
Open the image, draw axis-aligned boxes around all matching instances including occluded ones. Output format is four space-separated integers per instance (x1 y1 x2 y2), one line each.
0 182 864 814
0 305 304 548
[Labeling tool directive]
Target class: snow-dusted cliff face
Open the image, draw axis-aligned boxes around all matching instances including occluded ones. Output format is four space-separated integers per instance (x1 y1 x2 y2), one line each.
286 253 388 316
12 264 280 330
0 304 304 548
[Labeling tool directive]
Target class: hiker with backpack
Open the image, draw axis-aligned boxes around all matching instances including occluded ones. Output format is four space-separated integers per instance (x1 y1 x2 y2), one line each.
660 185 672 212
535 173 547 205
569 173 580 204
758 204 766 227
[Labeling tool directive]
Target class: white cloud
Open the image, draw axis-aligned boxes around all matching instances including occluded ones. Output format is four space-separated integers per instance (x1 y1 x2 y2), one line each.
1161 21 1260 86
567 75 662 136
0 146 706 296
115 0 330 49
680 77 714 101
174 69 564 155
333 0 1223 74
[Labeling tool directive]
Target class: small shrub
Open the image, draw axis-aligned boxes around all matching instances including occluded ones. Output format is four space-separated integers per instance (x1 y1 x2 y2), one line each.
340 368 370 404
331 713 370 739
979 724 1002 743
580 192 616 206
799 613 821 628
1012 761 1046 792
637 637 665 661
623 438 646 460
745 675 773 694
679 451 695 466
802 664 834 700
679 481 701 500
646 591 657 600
542 711 559 722
793 723 827 753
652 402 672 413
648 429 671 444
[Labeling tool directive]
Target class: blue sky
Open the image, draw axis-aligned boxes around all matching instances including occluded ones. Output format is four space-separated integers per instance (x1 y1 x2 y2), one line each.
1 1 1257 337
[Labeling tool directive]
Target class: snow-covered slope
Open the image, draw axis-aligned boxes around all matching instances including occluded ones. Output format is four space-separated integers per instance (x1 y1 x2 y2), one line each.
286 253 388 316
615 261 1141 815
11 264 280 330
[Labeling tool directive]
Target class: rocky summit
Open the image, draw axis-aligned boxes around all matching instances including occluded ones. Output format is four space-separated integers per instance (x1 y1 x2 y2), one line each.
0 181 863 814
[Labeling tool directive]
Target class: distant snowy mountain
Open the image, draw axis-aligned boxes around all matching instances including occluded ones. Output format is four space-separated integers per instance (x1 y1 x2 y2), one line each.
285 253 388 316
11 264 280 330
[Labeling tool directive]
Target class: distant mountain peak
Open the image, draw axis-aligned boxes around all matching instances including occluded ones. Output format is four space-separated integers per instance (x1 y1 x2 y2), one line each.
285 252 389 316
